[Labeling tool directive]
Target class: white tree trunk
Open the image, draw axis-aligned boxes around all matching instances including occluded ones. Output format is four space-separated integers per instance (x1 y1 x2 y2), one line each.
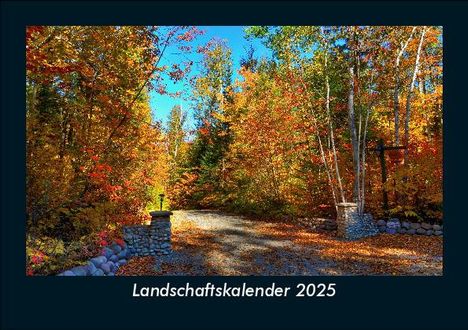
298 65 339 211
359 73 376 214
323 31 345 204
404 27 427 164
348 65 360 206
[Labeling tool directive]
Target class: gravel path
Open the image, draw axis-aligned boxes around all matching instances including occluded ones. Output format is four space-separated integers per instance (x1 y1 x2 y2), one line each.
160 210 347 276
136 210 443 276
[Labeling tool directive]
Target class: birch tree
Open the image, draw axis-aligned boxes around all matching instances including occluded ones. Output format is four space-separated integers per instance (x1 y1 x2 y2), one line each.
322 27 345 204
404 26 428 164
167 104 187 170
346 26 381 215
393 27 417 145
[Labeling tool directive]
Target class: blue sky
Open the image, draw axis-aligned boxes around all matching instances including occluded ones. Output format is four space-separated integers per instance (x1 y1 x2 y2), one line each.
149 26 272 129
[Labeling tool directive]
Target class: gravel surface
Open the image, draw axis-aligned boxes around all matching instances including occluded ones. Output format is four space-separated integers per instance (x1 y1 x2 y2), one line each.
162 210 353 276
121 210 443 276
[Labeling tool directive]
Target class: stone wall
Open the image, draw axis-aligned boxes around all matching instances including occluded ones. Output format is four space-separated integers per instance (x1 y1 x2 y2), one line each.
376 218 443 236
123 211 172 257
297 215 443 237
57 242 129 276
56 211 172 276
296 217 337 232
123 225 150 256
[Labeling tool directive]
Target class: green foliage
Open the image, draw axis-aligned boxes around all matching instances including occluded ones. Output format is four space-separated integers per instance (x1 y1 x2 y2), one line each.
176 40 234 208
145 185 170 213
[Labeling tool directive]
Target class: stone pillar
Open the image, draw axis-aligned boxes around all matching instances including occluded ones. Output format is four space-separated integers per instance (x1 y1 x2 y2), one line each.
149 211 172 255
336 202 379 240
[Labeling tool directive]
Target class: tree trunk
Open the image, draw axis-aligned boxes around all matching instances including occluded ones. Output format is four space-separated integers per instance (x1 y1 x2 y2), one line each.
359 72 375 215
348 65 359 204
404 27 427 164
323 31 345 203
297 67 339 212
393 27 416 145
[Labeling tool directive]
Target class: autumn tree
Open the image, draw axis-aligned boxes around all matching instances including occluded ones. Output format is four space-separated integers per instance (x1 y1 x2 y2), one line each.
26 25 201 274
246 26 351 213
239 26 442 220
25 25 443 275
164 103 191 201
183 40 234 207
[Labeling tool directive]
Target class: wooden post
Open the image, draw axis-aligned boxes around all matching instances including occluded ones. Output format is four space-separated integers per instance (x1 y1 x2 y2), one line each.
377 139 389 212
368 139 406 215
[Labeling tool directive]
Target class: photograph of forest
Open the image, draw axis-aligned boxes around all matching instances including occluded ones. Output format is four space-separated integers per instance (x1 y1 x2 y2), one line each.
26 26 443 276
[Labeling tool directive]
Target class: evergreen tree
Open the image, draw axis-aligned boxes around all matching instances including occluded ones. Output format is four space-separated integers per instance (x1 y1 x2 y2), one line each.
188 41 233 206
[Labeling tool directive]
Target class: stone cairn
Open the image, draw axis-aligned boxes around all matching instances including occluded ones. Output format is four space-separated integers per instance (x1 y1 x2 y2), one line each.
336 202 379 240
123 211 172 257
